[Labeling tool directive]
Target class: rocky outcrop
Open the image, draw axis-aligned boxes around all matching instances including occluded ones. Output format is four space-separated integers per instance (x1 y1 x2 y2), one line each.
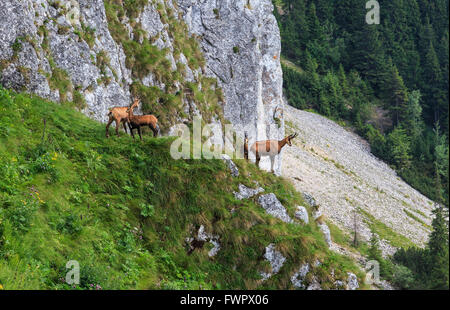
0 0 132 122
258 193 293 224
295 206 309 224
291 263 310 289
260 243 286 281
186 225 221 257
221 154 239 177
347 272 359 290
234 183 264 200
177 0 285 174
1 0 285 161
318 222 332 248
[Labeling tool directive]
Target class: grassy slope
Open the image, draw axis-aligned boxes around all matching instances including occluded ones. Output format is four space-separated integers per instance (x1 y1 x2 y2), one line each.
0 88 364 290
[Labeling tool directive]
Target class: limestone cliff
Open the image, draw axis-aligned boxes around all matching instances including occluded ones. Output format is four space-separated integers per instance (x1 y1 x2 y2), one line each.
0 0 284 172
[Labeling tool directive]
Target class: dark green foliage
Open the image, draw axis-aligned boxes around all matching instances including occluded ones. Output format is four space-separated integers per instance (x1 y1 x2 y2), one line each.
274 0 449 206
394 206 449 289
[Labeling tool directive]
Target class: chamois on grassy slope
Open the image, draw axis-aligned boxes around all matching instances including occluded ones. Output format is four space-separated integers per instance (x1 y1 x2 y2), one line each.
249 133 298 173
106 106 130 138
126 98 160 140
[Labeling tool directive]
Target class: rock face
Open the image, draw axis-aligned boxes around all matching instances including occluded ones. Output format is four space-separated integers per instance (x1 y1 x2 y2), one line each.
318 222 332 248
0 0 132 123
221 154 239 177
177 0 285 174
234 183 264 200
0 1 285 170
347 272 359 290
295 206 309 224
291 263 310 289
258 193 293 224
260 243 286 281
186 225 221 257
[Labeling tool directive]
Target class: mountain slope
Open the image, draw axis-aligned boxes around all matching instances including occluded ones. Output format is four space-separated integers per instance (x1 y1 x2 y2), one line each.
283 104 434 255
0 88 364 290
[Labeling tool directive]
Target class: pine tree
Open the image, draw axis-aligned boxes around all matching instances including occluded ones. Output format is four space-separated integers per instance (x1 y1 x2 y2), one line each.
423 42 442 123
404 90 424 155
427 205 449 289
382 61 408 125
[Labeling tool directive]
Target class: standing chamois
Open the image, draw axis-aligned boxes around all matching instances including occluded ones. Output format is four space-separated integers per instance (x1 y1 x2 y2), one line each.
249 133 298 173
126 99 160 140
106 106 130 138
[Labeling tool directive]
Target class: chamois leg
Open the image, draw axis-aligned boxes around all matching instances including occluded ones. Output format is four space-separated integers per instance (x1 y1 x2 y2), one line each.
122 121 128 134
106 117 114 138
115 119 121 137
129 126 136 140
137 126 143 141
150 124 159 137
255 153 261 169
270 156 275 173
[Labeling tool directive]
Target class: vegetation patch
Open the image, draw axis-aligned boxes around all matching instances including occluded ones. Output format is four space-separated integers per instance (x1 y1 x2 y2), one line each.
0 88 364 289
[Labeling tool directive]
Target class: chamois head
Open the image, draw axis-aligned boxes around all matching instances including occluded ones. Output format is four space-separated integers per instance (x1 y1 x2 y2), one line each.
127 98 140 113
286 133 298 146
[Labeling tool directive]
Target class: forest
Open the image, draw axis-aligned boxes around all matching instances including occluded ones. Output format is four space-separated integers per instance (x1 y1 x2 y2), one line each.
274 0 449 289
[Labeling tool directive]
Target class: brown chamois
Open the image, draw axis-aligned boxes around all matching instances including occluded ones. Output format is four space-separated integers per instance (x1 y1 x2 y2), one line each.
250 133 298 173
106 106 130 138
126 99 160 140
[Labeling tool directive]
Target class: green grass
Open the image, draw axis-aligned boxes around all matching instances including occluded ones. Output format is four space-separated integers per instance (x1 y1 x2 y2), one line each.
357 207 415 249
403 209 431 229
0 88 365 289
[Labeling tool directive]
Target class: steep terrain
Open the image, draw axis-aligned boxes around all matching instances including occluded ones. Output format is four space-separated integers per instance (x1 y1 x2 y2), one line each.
0 0 284 174
283 104 435 255
0 88 364 289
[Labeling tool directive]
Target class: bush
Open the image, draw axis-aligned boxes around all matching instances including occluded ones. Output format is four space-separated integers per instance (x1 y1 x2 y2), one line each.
57 214 82 236
391 264 415 289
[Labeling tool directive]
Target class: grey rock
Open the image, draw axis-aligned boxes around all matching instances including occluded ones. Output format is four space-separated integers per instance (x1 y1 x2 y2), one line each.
260 243 286 281
307 278 322 290
302 192 316 207
313 208 323 220
318 222 332 247
291 263 310 289
334 280 345 290
258 193 293 224
234 184 264 200
347 272 359 290
177 0 285 175
194 225 221 257
295 206 309 224
221 154 239 177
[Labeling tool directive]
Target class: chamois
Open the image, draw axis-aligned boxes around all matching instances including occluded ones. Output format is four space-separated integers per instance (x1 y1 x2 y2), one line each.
106 106 130 138
250 133 298 173
126 99 160 140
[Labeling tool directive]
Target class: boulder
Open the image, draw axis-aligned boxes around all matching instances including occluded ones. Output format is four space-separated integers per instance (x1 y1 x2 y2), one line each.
260 243 286 281
295 206 309 224
221 154 239 177
258 193 293 224
234 183 264 200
